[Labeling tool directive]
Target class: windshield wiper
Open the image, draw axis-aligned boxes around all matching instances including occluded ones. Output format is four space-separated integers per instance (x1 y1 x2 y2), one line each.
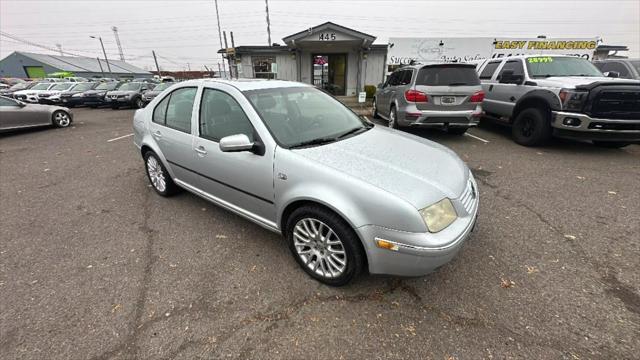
289 137 338 149
336 126 368 139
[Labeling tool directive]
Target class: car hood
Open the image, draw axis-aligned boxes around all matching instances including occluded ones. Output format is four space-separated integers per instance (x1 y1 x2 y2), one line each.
106 90 138 96
535 76 640 89
293 126 469 208
14 89 50 95
23 103 69 112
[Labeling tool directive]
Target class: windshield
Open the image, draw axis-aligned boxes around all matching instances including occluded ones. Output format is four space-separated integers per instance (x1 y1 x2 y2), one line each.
526 56 603 78
153 83 171 91
71 82 94 91
9 83 29 90
117 82 142 91
51 83 73 90
244 87 370 148
32 83 52 90
416 65 480 86
95 82 117 90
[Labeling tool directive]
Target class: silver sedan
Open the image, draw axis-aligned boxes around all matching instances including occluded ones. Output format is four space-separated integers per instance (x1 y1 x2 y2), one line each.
0 96 72 132
133 80 478 286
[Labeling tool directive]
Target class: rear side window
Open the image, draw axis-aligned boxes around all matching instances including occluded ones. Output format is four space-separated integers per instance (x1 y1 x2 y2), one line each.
596 62 630 78
388 71 401 86
498 60 525 80
399 70 413 85
152 87 197 133
479 61 500 79
416 65 480 86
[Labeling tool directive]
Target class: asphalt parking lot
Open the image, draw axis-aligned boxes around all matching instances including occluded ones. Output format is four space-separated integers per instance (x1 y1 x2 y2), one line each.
1 108 639 359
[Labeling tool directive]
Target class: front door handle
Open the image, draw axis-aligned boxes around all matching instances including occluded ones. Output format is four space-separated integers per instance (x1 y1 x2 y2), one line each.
194 146 207 155
152 131 162 139
509 96 516 102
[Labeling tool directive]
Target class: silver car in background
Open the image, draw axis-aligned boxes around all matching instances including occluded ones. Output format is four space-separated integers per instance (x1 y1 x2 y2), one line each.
373 63 484 135
133 79 478 286
0 96 73 131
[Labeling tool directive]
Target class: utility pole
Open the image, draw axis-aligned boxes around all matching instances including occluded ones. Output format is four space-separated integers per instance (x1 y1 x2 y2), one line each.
152 50 161 77
214 0 226 78
97 57 105 77
265 0 272 46
223 31 231 79
90 36 112 77
230 31 236 79
112 26 125 61
55 43 63 56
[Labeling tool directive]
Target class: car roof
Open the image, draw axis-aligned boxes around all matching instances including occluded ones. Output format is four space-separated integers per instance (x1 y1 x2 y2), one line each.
177 78 313 91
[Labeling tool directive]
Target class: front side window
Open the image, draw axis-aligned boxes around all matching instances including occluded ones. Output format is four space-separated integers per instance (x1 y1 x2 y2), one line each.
416 65 480 86
498 60 525 79
253 56 276 79
479 61 500 79
525 56 602 78
199 88 254 142
0 97 18 106
244 86 370 148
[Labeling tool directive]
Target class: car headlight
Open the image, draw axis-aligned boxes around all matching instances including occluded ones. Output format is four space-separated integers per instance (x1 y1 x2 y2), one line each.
419 198 458 233
559 89 588 112
72 93 83 98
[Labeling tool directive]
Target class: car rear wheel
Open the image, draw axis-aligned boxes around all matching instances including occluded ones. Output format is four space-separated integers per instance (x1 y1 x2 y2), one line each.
372 98 380 119
388 106 399 129
286 205 364 286
135 97 144 109
144 151 179 196
52 110 71 128
446 127 468 135
592 141 630 148
512 108 551 146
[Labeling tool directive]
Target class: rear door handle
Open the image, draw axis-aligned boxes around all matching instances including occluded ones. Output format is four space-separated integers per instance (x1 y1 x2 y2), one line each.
194 146 207 155
152 131 162 139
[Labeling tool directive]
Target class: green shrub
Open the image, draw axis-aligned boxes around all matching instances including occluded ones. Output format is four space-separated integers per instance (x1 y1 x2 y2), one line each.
364 85 376 99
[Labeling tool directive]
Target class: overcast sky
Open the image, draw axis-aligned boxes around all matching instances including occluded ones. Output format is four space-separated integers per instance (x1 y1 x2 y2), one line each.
1 0 638 71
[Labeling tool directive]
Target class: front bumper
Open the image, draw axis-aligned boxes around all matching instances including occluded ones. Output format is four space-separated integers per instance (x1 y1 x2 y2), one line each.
15 94 39 103
552 111 640 142
105 96 134 104
357 177 479 277
402 105 482 128
39 97 61 105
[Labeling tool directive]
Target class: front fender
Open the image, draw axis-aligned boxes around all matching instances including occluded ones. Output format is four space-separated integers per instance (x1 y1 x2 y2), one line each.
516 89 562 111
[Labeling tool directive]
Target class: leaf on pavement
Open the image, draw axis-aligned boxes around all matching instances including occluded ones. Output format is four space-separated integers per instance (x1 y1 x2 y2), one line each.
500 278 515 288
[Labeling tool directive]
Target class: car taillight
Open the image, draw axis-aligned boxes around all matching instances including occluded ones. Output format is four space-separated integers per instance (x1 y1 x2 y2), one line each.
405 89 428 102
469 91 485 103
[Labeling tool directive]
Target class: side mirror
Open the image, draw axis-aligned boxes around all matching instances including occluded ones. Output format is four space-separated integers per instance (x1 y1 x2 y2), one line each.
377 82 383 88
604 71 620 78
499 70 524 84
17 101 26 107
219 134 254 152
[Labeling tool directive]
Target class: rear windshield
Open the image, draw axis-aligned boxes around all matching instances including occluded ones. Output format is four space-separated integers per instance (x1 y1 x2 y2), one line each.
415 65 480 86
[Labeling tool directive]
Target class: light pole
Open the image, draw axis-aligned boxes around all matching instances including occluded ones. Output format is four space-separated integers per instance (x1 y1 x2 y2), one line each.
90 35 112 77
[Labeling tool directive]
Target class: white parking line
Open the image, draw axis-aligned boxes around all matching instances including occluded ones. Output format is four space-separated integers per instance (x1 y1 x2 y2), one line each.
465 132 490 143
107 133 134 142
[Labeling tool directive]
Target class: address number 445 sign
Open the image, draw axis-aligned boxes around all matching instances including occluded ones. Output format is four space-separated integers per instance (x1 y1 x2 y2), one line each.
319 33 336 41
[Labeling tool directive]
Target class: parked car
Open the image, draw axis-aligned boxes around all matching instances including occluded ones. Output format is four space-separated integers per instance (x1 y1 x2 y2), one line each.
0 81 37 97
593 59 640 80
105 82 154 109
64 77 89 83
141 81 172 106
0 77 27 86
38 82 75 105
132 77 159 84
59 82 98 107
82 81 121 108
373 63 484 135
0 95 73 131
133 80 478 285
476 55 640 147
13 82 56 103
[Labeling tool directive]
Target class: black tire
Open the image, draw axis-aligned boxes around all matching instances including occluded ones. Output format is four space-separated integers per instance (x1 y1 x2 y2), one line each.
592 141 630 148
372 97 380 119
143 151 179 196
134 97 144 109
388 105 399 129
511 107 552 146
52 110 72 128
446 127 468 135
285 205 365 286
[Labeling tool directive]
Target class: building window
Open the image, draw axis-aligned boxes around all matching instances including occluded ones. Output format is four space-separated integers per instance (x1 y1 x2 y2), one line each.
252 56 276 79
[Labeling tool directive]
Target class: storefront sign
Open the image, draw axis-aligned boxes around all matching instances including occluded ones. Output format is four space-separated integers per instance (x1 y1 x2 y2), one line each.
388 37 494 65
492 38 599 60
358 92 366 103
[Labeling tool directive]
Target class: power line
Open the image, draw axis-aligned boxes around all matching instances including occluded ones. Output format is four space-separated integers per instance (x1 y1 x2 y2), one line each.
0 31 83 57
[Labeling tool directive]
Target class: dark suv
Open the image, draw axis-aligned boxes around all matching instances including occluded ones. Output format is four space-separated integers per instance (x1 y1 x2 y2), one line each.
83 82 120 108
104 82 154 109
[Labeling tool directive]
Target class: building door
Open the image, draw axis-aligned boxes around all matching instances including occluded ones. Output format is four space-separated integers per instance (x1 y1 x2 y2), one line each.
312 54 346 96
23 66 46 78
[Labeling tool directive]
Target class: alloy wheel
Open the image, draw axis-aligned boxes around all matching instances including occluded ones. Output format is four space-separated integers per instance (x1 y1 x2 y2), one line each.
293 218 347 278
54 112 70 127
146 155 166 192
388 108 396 128
521 117 534 137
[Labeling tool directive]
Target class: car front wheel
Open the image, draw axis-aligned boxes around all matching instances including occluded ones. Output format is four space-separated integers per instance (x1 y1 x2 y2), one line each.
512 108 551 146
286 205 364 286
388 106 399 129
372 98 380 119
52 110 71 128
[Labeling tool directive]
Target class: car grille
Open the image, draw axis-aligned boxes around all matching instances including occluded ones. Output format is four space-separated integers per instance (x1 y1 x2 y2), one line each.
15 94 26 100
458 178 477 214
590 89 640 120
